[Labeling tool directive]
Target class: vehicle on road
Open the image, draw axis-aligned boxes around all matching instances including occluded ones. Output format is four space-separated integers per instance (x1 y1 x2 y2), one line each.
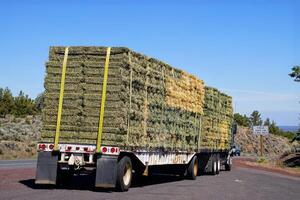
231 145 241 156
35 46 235 191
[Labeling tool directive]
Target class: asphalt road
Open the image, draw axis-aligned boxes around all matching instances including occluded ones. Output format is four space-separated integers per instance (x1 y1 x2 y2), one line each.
0 159 36 169
0 160 299 200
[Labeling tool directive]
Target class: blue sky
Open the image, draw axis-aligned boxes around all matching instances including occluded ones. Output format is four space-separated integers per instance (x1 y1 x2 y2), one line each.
0 0 299 125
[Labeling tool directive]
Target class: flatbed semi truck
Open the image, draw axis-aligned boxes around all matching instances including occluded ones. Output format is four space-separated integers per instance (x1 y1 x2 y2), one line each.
35 46 235 191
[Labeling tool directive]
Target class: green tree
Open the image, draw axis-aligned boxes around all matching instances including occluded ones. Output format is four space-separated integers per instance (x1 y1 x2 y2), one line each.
289 66 300 133
13 91 36 117
264 118 271 126
269 120 279 134
233 113 250 127
0 87 15 117
249 110 262 126
35 92 44 112
289 66 300 82
269 120 295 140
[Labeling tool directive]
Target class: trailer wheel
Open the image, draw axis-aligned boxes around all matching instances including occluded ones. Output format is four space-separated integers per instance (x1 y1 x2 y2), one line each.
116 156 132 192
225 157 232 171
187 156 198 180
211 157 217 175
225 163 231 171
216 158 220 174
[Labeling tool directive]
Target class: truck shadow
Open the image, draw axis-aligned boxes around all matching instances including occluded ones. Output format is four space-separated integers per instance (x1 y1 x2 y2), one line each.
19 172 213 192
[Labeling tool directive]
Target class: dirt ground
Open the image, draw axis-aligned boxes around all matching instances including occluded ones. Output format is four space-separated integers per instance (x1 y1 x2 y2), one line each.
233 157 300 178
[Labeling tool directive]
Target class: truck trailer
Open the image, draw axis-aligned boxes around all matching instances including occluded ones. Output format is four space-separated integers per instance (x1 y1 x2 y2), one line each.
35 46 235 191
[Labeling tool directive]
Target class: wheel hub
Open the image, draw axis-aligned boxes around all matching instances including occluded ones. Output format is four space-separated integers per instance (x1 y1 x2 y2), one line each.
193 160 198 176
123 163 132 186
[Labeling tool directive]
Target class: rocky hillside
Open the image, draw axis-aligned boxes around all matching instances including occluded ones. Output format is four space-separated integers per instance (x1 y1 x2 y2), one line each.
0 115 41 159
0 116 294 160
235 126 292 156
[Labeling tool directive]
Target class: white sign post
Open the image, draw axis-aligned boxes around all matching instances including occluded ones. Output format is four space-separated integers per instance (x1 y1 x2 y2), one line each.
252 126 269 156
252 126 269 136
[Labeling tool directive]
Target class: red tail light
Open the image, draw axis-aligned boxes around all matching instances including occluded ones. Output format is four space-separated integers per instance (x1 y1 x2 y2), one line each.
83 147 88 151
38 144 46 150
67 146 72 151
49 144 54 150
102 147 107 153
76 146 80 150
110 147 115 153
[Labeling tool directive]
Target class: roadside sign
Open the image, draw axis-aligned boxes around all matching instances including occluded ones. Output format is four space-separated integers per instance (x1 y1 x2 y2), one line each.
252 126 269 136
252 126 269 157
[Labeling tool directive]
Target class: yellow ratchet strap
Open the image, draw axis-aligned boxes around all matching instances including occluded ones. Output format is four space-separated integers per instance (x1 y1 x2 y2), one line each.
54 47 69 151
96 47 111 152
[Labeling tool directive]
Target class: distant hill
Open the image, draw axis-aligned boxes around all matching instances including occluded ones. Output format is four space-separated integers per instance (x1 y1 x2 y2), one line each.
278 126 299 133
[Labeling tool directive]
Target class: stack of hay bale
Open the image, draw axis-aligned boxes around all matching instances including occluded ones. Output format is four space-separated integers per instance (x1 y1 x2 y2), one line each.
201 87 233 150
41 46 205 151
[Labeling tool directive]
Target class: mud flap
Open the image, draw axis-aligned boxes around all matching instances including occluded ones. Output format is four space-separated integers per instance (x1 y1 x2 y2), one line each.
95 154 118 188
35 151 58 185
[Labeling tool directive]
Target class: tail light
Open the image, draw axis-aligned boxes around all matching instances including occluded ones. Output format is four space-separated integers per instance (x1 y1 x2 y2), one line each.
110 147 116 153
100 146 119 155
37 143 114 154
101 147 108 153
49 144 54 150
38 144 46 150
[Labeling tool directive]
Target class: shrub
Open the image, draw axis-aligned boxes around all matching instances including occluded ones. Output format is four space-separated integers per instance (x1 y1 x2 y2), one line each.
0 87 40 118
257 157 267 163
13 91 36 117
234 113 251 127
25 147 31 153
269 121 295 140
25 117 31 125
0 88 15 117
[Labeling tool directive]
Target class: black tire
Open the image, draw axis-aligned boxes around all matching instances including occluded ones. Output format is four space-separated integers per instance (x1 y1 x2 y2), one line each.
116 156 132 192
225 157 232 171
216 157 220 175
211 158 217 175
225 163 231 171
187 156 198 180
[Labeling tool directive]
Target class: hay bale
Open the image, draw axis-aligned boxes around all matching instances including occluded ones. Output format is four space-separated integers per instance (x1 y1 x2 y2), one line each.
41 46 206 152
200 87 233 150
